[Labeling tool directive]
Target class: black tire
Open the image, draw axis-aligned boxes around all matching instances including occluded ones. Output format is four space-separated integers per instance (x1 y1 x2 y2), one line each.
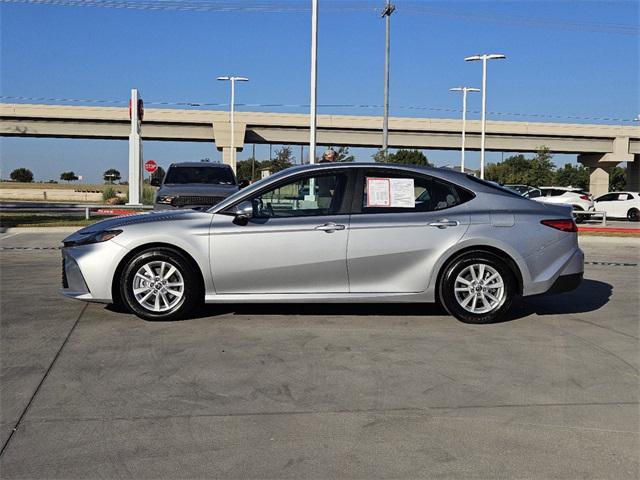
572 206 585 224
439 252 517 324
119 247 201 321
627 208 639 222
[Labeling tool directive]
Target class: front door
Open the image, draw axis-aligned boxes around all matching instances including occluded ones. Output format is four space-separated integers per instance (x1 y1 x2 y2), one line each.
210 171 351 294
347 169 471 293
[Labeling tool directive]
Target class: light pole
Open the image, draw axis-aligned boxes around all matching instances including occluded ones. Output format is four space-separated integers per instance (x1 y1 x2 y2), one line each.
217 75 249 169
309 0 318 164
464 53 506 179
450 86 480 173
381 1 395 160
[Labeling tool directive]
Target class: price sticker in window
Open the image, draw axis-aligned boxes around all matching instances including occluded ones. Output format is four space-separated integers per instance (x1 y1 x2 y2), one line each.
366 178 390 207
366 177 415 208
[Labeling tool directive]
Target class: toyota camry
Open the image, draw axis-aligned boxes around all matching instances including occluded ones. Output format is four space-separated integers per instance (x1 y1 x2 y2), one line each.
61 163 583 324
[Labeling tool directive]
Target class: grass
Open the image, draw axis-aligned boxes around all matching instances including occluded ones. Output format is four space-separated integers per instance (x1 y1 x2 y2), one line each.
1 213 101 228
0 181 127 193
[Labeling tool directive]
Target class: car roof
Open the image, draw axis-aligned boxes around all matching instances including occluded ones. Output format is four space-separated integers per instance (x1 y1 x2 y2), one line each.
168 162 232 168
539 186 582 191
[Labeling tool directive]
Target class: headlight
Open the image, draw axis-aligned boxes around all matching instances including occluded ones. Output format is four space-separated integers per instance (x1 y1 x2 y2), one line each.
156 195 175 205
63 230 122 247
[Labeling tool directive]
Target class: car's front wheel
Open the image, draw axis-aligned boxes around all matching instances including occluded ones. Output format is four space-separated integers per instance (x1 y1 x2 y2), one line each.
120 248 201 321
439 252 516 324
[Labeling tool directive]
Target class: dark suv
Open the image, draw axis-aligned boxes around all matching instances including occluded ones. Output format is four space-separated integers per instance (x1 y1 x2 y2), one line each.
152 162 240 210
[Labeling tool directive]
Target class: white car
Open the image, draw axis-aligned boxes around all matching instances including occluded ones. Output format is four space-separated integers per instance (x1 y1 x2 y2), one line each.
532 187 594 222
593 191 640 222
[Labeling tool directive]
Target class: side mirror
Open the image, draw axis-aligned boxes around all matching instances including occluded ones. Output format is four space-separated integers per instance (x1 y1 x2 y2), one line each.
232 200 253 221
150 177 161 187
238 179 250 189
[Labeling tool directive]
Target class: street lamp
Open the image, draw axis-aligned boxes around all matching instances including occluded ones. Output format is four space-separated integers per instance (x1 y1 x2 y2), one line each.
217 75 249 169
309 0 318 163
464 53 506 179
381 1 395 160
450 86 480 173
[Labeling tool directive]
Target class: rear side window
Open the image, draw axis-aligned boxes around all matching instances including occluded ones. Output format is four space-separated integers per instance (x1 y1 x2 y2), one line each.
360 171 473 214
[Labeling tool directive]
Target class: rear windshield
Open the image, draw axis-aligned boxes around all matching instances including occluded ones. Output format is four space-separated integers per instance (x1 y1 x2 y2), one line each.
465 175 523 198
164 166 235 185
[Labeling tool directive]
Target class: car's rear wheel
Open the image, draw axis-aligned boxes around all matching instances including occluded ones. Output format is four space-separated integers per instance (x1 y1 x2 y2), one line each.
627 208 639 222
439 252 516 324
120 248 200 321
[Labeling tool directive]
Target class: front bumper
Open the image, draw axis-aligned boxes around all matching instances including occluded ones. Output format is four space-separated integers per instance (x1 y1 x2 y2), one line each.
60 239 128 303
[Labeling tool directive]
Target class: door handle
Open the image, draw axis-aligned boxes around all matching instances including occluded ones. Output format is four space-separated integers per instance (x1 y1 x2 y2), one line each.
315 222 346 232
428 219 459 229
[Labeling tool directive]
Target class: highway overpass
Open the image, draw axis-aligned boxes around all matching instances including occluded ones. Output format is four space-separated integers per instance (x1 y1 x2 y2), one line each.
2 103 639 195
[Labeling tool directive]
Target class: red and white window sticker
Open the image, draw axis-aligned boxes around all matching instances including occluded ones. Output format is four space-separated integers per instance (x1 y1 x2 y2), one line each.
366 177 415 208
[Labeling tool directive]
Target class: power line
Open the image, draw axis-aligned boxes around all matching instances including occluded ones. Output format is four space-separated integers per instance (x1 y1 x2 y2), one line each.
2 0 638 35
1 95 637 123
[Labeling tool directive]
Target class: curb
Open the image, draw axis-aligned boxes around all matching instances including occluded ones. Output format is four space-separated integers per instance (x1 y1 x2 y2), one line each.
578 227 640 234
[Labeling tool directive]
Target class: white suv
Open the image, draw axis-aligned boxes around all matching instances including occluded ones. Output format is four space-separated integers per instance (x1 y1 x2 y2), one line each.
532 187 594 223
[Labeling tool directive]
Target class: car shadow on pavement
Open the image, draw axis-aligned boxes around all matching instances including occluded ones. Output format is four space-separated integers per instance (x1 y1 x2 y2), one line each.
508 278 612 319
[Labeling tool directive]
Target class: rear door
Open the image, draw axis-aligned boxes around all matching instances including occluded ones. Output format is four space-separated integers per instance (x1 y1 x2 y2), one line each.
346 169 471 293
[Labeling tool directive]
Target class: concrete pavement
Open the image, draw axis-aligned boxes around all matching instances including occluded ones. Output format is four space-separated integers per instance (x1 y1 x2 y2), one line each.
0 232 638 479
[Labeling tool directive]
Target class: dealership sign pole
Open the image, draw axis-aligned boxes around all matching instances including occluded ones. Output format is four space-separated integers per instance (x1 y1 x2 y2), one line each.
127 88 144 205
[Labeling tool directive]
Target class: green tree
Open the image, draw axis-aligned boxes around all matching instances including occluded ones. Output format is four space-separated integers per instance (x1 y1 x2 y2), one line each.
485 147 556 186
372 149 386 163
335 146 355 162
262 146 294 174
236 158 262 182
60 171 79 183
553 164 590 190
391 149 431 166
10 168 34 183
527 147 555 186
103 168 121 184
609 165 626 191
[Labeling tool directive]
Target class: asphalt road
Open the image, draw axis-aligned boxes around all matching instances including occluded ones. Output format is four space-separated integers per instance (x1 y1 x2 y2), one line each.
0 232 638 479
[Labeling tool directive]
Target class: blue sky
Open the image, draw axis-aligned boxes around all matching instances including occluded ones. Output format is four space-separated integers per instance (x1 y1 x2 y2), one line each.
1 0 638 182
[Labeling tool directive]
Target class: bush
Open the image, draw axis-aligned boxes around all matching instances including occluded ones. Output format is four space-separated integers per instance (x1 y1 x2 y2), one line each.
143 186 156 205
102 186 118 202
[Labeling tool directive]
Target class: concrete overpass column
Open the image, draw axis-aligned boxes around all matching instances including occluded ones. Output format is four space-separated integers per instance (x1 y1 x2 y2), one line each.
627 155 640 192
212 120 246 174
589 166 611 197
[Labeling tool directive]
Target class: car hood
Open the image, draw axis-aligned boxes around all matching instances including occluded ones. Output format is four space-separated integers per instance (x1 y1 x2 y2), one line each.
158 183 238 196
66 210 207 241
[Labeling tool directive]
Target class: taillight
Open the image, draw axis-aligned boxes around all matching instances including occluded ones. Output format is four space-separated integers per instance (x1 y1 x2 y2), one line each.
541 219 578 232
580 195 590 201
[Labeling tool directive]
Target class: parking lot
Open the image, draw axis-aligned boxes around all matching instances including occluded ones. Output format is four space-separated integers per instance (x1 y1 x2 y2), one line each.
0 231 638 479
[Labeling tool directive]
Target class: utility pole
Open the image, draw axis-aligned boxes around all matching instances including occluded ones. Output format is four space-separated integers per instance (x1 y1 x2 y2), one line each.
309 0 318 164
381 1 395 161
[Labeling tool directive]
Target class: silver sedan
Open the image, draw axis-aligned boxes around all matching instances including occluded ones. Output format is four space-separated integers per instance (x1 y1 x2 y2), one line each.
61 163 584 323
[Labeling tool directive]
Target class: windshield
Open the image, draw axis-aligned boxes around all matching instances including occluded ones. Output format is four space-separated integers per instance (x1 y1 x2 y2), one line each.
164 166 236 185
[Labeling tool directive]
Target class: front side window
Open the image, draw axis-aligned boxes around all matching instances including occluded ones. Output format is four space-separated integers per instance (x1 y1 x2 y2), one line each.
596 193 618 202
249 173 347 218
360 171 471 214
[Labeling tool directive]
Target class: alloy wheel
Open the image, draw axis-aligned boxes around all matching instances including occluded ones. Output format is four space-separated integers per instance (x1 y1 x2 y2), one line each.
132 260 185 312
453 263 505 314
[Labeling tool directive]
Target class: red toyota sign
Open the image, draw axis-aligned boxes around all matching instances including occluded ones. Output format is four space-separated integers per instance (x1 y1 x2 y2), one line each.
144 160 158 173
